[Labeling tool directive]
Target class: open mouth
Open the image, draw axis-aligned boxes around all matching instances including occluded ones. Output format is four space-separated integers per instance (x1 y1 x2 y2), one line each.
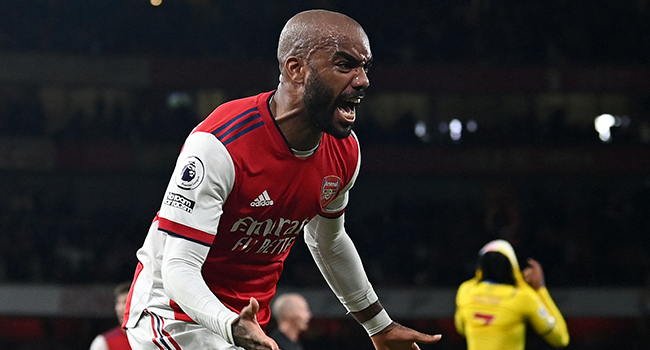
337 97 362 122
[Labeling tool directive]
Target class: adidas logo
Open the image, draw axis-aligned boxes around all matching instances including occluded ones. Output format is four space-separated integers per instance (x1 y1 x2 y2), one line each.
250 190 274 207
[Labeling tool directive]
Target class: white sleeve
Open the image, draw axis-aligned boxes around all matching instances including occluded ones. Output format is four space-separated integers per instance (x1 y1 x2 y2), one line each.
160 131 239 344
162 235 239 344
159 131 234 237
89 335 108 350
305 138 378 312
303 214 378 312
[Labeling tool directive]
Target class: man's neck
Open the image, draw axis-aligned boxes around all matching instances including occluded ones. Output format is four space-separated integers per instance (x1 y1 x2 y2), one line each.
271 87 323 151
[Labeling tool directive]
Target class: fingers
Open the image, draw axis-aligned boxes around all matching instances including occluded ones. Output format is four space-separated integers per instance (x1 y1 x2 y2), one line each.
523 267 533 278
421 334 442 343
240 297 260 320
409 325 442 343
371 323 441 350
405 325 442 343
234 297 280 350
523 258 545 289
527 258 540 268
249 297 259 309
400 327 442 343
248 297 260 316
527 259 544 276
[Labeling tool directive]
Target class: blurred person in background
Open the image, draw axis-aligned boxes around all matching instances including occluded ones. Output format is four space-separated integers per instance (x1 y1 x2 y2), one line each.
123 8 440 350
454 239 569 350
90 281 132 350
269 293 312 350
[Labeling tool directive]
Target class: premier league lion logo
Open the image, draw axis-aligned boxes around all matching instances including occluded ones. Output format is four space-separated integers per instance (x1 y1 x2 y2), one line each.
181 162 197 182
176 156 205 190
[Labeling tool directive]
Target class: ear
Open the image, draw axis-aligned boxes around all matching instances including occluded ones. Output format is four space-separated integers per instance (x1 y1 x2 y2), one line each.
283 56 307 84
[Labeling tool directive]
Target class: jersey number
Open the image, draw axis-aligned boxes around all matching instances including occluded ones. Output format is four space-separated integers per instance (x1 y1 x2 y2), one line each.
474 312 495 325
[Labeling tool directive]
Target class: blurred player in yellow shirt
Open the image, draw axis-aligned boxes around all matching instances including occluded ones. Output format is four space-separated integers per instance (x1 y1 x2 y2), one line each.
455 239 569 350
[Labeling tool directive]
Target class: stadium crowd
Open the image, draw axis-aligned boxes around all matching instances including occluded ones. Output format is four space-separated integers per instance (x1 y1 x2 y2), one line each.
1 135 649 289
1 0 650 291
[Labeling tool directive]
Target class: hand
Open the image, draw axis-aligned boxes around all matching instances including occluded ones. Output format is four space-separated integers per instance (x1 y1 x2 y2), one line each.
370 322 442 350
522 258 545 290
232 297 279 350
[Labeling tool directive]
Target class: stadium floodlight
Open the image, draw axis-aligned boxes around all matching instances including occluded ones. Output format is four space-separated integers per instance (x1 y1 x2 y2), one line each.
594 114 615 142
414 120 431 143
449 119 462 141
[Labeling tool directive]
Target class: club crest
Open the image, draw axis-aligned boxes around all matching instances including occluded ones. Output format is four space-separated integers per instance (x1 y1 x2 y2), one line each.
320 175 341 209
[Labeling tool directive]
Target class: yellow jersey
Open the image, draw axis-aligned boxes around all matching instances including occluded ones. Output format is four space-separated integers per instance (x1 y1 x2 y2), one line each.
455 278 569 350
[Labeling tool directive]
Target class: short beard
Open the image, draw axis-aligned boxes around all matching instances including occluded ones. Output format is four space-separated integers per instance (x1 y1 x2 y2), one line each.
303 66 353 139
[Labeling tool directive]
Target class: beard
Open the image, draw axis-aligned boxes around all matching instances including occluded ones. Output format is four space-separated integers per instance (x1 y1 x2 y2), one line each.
303 66 355 139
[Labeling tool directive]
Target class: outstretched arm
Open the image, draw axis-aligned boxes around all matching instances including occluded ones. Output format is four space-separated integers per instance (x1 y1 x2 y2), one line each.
305 214 441 349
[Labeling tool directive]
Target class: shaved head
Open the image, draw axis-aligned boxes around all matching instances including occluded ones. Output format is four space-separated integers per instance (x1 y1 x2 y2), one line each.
277 9 369 72
272 9 372 148
271 293 311 335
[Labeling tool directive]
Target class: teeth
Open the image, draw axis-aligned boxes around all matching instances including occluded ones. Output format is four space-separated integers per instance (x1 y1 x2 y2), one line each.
341 109 355 120
345 98 361 104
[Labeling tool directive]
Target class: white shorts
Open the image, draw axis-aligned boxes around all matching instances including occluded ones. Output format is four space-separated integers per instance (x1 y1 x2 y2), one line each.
126 310 244 350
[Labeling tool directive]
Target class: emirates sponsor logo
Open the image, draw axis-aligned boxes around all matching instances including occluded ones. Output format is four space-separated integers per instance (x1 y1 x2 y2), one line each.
230 216 310 237
228 216 310 255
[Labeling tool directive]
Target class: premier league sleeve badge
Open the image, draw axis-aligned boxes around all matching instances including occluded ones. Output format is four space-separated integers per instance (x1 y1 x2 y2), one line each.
175 156 205 190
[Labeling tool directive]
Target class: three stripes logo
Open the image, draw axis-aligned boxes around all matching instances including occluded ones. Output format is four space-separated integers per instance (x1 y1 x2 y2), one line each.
250 190 274 207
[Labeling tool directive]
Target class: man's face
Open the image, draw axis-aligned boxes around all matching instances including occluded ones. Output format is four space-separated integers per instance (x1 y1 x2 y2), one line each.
303 34 372 139
115 292 127 325
303 66 347 138
288 296 312 332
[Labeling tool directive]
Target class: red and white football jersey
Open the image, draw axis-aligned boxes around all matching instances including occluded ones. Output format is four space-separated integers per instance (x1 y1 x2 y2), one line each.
125 91 360 329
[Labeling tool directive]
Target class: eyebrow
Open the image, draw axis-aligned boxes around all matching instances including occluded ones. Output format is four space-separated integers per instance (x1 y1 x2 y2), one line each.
335 51 373 69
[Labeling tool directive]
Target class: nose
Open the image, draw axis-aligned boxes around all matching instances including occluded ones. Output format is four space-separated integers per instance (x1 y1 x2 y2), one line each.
352 67 370 89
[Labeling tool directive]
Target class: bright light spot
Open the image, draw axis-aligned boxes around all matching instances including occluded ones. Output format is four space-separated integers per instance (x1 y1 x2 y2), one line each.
450 119 462 141
414 121 427 137
414 121 431 143
151 0 162 6
594 114 615 142
167 91 192 109
466 119 478 133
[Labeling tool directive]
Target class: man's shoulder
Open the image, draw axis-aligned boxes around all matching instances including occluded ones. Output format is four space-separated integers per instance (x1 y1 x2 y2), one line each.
322 130 361 161
268 328 290 344
194 91 273 135
457 278 478 292
268 329 303 350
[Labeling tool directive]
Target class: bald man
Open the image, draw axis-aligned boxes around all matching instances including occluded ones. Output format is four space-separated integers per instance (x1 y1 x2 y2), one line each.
124 9 441 350
269 294 311 350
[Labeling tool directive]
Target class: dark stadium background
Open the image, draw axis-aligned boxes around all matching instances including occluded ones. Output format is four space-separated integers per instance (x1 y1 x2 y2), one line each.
1 1 649 349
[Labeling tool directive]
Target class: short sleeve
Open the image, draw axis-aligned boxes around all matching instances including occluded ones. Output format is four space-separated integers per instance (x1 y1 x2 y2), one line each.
158 132 235 245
